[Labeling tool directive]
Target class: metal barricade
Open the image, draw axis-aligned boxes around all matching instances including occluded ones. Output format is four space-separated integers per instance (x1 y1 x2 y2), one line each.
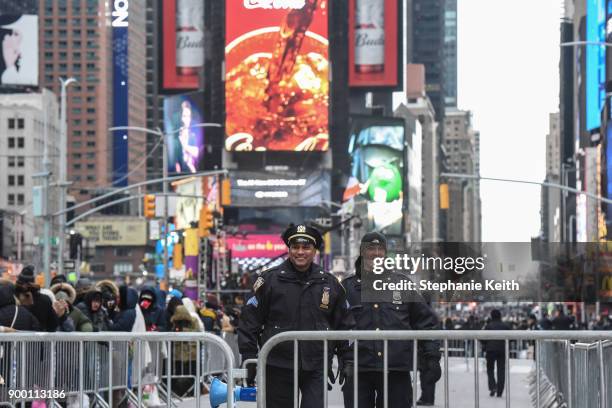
257 330 612 408
0 332 238 408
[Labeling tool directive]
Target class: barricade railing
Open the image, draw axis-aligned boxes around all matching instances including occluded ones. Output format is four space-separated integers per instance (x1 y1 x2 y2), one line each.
257 330 612 408
0 332 238 408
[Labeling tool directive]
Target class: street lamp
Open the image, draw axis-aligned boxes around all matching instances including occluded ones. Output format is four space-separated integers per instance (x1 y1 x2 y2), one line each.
57 77 77 278
107 123 222 288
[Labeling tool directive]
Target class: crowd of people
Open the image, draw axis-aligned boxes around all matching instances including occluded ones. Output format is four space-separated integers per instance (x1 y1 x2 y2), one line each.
0 265 241 335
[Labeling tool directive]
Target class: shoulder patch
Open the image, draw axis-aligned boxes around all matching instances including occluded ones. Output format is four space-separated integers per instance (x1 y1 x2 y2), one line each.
253 276 265 293
247 296 258 307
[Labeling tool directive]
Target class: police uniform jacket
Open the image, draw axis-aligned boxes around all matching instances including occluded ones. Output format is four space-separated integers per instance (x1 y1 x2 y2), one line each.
342 270 440 372
238 259 355 370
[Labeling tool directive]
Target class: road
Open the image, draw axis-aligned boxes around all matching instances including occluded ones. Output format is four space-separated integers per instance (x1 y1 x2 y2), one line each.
178 357 534 407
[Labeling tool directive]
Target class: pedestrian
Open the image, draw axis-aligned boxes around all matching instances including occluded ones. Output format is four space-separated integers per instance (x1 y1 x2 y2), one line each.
482 309 511 397
51 283 92 332
551 308 573 330
538 311 552 330
76 288 111 331
138 286 166 331
15 265 59 332
593 312 611 330
238 224 355 408
50 274 67 286
0 280 40 331
341 232 440 408
96 279 120 320
169 305 200 396
164 295 184 330
73 277 94 306
108 285 138 331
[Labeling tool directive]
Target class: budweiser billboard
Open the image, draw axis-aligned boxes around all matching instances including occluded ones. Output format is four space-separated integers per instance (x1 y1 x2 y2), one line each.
161 0 204 91
348 0 400 88
225 0 329 152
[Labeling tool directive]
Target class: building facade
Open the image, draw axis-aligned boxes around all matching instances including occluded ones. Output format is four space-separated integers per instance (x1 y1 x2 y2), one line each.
443 0 457 108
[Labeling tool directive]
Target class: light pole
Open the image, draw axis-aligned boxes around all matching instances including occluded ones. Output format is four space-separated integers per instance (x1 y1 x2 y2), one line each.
57 77 77 278
108 123 222 288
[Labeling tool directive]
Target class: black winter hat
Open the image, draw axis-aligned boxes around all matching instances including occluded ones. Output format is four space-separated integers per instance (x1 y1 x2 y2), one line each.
360 231 387 249
17 265 36 284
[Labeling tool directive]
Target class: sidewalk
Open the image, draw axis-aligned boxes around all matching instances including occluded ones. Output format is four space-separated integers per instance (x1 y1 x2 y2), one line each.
178 357 534 407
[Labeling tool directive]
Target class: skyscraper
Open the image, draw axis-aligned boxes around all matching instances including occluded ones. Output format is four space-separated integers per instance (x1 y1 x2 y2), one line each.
412 0 446 122
444 0 457 107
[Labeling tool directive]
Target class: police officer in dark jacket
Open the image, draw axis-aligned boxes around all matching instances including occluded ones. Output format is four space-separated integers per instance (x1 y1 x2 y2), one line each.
238 224 355 408
341 232 440 408
482 309 511 397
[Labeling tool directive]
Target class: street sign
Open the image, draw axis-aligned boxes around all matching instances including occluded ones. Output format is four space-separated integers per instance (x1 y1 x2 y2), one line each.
63 260 75 270
32 186 44 217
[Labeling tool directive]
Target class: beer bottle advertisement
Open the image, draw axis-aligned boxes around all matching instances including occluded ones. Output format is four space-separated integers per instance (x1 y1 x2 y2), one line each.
162 0 204 90
225 0 329 152
349 0 400 88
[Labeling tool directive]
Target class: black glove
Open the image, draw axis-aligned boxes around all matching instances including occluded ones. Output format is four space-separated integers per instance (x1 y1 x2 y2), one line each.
339 360 354 387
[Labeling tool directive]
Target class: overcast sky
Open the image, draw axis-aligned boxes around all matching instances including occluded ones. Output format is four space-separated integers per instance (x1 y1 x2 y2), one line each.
457 0 562 241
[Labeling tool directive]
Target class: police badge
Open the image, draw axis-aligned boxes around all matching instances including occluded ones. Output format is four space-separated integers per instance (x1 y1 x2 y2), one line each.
320 287 331 309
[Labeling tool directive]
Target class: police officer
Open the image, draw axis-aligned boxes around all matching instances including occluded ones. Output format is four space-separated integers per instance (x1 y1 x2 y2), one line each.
238 224 355 408
341 232 440 408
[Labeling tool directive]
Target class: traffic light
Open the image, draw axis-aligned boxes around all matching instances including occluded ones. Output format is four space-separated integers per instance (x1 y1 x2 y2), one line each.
69 233 82 259
144 194 156 219
198 206 214 237
439 183 449 209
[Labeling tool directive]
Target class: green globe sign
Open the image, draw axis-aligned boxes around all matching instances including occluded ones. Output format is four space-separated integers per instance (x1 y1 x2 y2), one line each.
367 163 402 203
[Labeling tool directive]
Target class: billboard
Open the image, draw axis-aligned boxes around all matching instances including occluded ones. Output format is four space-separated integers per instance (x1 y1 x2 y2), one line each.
163 91 206 174
229 169 330 207
75 218 147 246
173 177 204 230
225 0 329 152
0 15 38 87
348 0 400 88
161 0 204 91
225 234 286 259
346 116 405 236
586 0 606 131
111 0 129 187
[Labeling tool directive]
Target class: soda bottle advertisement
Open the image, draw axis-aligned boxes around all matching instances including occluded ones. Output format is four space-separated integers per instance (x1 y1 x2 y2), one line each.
225 0 329 152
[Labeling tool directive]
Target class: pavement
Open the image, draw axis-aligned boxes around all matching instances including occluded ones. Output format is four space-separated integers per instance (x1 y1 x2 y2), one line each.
177 357 535 407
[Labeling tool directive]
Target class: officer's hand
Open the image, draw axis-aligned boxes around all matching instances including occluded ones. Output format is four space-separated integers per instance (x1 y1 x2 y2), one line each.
246 362 257 387
339 360 354 387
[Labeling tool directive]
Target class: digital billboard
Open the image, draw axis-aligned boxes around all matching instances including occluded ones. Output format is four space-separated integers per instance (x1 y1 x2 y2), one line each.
0 15 38 87
346 116 405 236
586 0 606 131
348 0 400 88
161 0 204 91
173 177 204 230
111 1 129 187
225 0 329 152
163 91 206 174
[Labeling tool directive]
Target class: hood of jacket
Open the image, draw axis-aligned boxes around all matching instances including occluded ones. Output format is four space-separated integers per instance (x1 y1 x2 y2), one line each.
50 283 77 304
119 286 138 310
0 283 16 308
171 306 198 330
139 286 158 304
96 279 119 299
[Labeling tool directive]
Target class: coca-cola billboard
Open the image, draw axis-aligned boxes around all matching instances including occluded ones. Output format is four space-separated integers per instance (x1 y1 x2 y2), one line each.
225 0 329 152
161 0 204 91
349 0 400 88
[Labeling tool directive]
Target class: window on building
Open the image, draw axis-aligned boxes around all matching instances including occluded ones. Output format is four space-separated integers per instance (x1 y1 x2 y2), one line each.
86 175 95 181
44 41 53 49
74 130 82 136
73 119 81 125
86 108 95 113
17 138 24 148
17 157 24 167
8 138 15 148
72 153 82 159
87 163 94 170
86 130 95 136
8 156 15 167
73 41 81 48
87 119 95 125
8 118 15 129
8 194 15 206
72 108 81 114
72 141 82 148
114 248 132 257
8 175 15 186
73 164 81 170
17 175 24 186
17 119 24 129
86 141 95 147
73 63 82 70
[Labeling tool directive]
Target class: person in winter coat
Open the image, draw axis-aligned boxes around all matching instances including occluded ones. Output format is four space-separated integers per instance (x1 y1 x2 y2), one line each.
170 305 200 396
15 265 59 332
138 286 165 331
51 283 93 332
165 296 184 330
482 309 511 397
0 281 40 331
96 279 120 320
108 285 138 331
76 289 112 332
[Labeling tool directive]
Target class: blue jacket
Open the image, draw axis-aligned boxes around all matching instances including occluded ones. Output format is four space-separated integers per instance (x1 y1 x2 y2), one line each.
139 286 166 331
109 286 138 331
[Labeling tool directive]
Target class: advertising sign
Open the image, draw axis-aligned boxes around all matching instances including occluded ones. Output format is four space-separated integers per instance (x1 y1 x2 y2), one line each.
75 218 147 246
225 234 286 259
586 0 606 131
161 0 204 91
173 177 204 230
0 15 38 87
229 169 330 207
348 0 400 88
163 92 206 174
225 0 329 152
111 0 129 186
347 116 405 235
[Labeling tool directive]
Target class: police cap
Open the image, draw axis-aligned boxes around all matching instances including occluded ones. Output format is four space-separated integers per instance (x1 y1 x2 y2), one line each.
282 224 323 250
